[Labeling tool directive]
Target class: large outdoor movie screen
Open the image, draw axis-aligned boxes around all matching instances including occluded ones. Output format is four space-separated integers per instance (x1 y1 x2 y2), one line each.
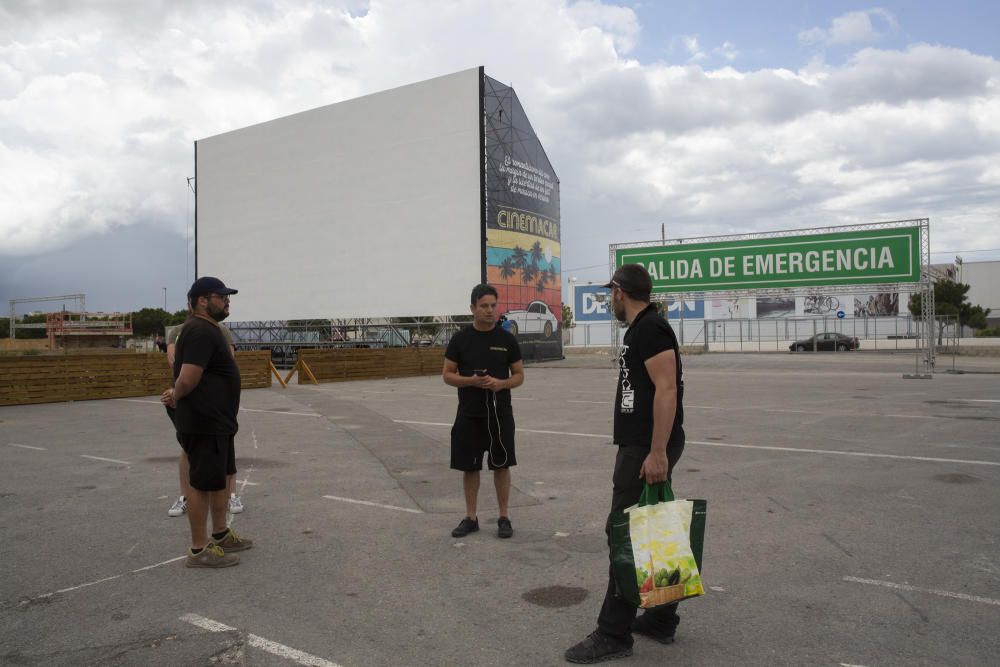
196 68 483 321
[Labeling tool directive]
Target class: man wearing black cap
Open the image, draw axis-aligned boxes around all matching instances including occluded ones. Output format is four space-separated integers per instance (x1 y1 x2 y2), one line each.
566 264 685 663
161 276 253 568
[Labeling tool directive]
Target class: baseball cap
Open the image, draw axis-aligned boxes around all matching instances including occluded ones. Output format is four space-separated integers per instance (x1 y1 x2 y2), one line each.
603 264 652 301
187 276 238 300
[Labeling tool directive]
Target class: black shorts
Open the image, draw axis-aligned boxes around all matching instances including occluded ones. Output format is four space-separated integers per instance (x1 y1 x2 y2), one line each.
450 409 516 471
176 433 237 491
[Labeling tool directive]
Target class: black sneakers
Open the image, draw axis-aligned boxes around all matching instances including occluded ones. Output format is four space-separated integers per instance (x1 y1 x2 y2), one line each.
497 516 513 539
631 613 677 644
451 517 479 537
564 631 633 664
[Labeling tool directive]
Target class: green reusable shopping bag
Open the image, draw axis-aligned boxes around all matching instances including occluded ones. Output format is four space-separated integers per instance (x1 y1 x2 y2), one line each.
610 482 707 609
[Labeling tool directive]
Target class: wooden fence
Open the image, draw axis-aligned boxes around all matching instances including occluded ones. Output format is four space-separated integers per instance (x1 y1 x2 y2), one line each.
294 347 445 384
0 351 273 406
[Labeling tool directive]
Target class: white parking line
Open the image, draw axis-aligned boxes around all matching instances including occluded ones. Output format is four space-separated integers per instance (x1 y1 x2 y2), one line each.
843 576 1000 606
115 398 322 417
240 407 324 417
392 421 1000 465
392 420 609 440
686 405 940 420
180 613 342 667
689 440 1000 467
7 443 47 451
80 454 132 465
322 495 423 514
20 555 187 605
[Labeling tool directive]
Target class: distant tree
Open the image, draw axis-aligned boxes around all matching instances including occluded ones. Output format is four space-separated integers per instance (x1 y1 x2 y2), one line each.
132 308 172 337
0 317 8 339
20 313 48 339
167 309 190 326
909 280 992 344
561 303 573 329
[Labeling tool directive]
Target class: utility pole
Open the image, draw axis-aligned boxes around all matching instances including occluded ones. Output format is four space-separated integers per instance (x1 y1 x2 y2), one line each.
163 287 167 311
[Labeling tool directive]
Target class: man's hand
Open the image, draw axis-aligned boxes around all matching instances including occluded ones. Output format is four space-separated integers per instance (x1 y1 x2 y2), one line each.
160 388 176 408
639 449 668 483
481 375 504 391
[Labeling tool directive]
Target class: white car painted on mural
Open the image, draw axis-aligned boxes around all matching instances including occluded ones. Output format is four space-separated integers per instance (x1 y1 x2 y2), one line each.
504 300 558 338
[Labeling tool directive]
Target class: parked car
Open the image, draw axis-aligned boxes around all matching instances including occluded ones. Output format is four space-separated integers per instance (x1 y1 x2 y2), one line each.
789 332 860 352
504 300 558 338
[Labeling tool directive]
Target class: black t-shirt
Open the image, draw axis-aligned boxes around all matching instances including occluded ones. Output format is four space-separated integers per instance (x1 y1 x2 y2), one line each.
172 317 241 435
445 325 522 417
613 304 684 449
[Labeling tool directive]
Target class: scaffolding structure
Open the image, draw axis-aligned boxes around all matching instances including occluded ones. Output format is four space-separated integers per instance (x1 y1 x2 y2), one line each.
9 294 86 338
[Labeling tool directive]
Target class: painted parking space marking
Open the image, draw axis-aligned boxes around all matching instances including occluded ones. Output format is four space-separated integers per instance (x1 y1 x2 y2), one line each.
393 421 1000 465
686 405 940 420
689 440 1000 467
180 613 342 667
7 443 47 451
240 407 323 417
20 555 187 606
392 419 609 440
80 454 132 465
116 398 322 418
843 576 1000 606
323 495 423 514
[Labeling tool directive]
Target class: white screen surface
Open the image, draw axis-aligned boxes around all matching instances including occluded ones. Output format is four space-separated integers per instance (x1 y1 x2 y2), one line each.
196 68 483 321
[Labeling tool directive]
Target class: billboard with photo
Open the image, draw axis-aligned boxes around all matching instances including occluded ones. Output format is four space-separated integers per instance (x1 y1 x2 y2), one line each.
483 75 561 358
853 292 900 317
574 285 612 322
665 299 705 320
756 296 796 318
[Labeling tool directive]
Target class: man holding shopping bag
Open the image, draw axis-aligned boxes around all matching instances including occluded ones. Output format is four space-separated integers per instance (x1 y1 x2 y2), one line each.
566 264 686 663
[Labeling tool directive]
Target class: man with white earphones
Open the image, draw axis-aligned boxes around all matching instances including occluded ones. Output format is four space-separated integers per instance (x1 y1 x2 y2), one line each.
443 284 525 539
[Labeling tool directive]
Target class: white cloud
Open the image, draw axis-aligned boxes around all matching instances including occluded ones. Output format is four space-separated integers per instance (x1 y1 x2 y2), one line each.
682 35 705 62
714 41 739 62
799 8 899 46
1 0 998 282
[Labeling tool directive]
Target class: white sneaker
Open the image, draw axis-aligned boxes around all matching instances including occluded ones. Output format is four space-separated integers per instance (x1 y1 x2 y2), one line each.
228 495 244 514
168 496 187 517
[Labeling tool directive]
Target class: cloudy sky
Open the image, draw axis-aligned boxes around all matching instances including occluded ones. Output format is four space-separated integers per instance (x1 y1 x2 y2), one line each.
2 0 998 315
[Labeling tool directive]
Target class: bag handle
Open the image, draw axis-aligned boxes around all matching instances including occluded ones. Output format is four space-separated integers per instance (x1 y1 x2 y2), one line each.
638 481 675 507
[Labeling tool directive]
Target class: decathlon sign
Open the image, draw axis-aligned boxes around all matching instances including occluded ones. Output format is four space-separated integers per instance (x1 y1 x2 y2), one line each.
574 285 612 322
614 226 921 293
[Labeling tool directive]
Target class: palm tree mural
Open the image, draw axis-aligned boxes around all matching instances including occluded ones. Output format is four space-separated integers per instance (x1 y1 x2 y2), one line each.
529 240 544 267
521 262 538 304
498 257 516 312
511 245 528 270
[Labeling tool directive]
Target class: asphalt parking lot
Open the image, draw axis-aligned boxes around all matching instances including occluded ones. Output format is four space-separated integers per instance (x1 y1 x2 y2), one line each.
2 351 999 666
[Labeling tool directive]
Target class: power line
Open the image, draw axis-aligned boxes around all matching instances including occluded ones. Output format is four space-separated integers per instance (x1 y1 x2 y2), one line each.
930 248 1000 255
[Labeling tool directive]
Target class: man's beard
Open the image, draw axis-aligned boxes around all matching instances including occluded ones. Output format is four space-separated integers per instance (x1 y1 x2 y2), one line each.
612 298 627 323
208 305 229 322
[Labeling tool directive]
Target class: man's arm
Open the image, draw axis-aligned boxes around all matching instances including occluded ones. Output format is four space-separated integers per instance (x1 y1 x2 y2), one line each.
442 359 489 388
639 349 678 483
162 363 205 407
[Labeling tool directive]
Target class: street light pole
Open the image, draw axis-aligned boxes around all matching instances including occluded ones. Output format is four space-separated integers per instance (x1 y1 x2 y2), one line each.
163 287 167 311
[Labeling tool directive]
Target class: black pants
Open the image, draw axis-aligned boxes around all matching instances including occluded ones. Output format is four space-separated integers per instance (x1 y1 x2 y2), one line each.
597 443 684 642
